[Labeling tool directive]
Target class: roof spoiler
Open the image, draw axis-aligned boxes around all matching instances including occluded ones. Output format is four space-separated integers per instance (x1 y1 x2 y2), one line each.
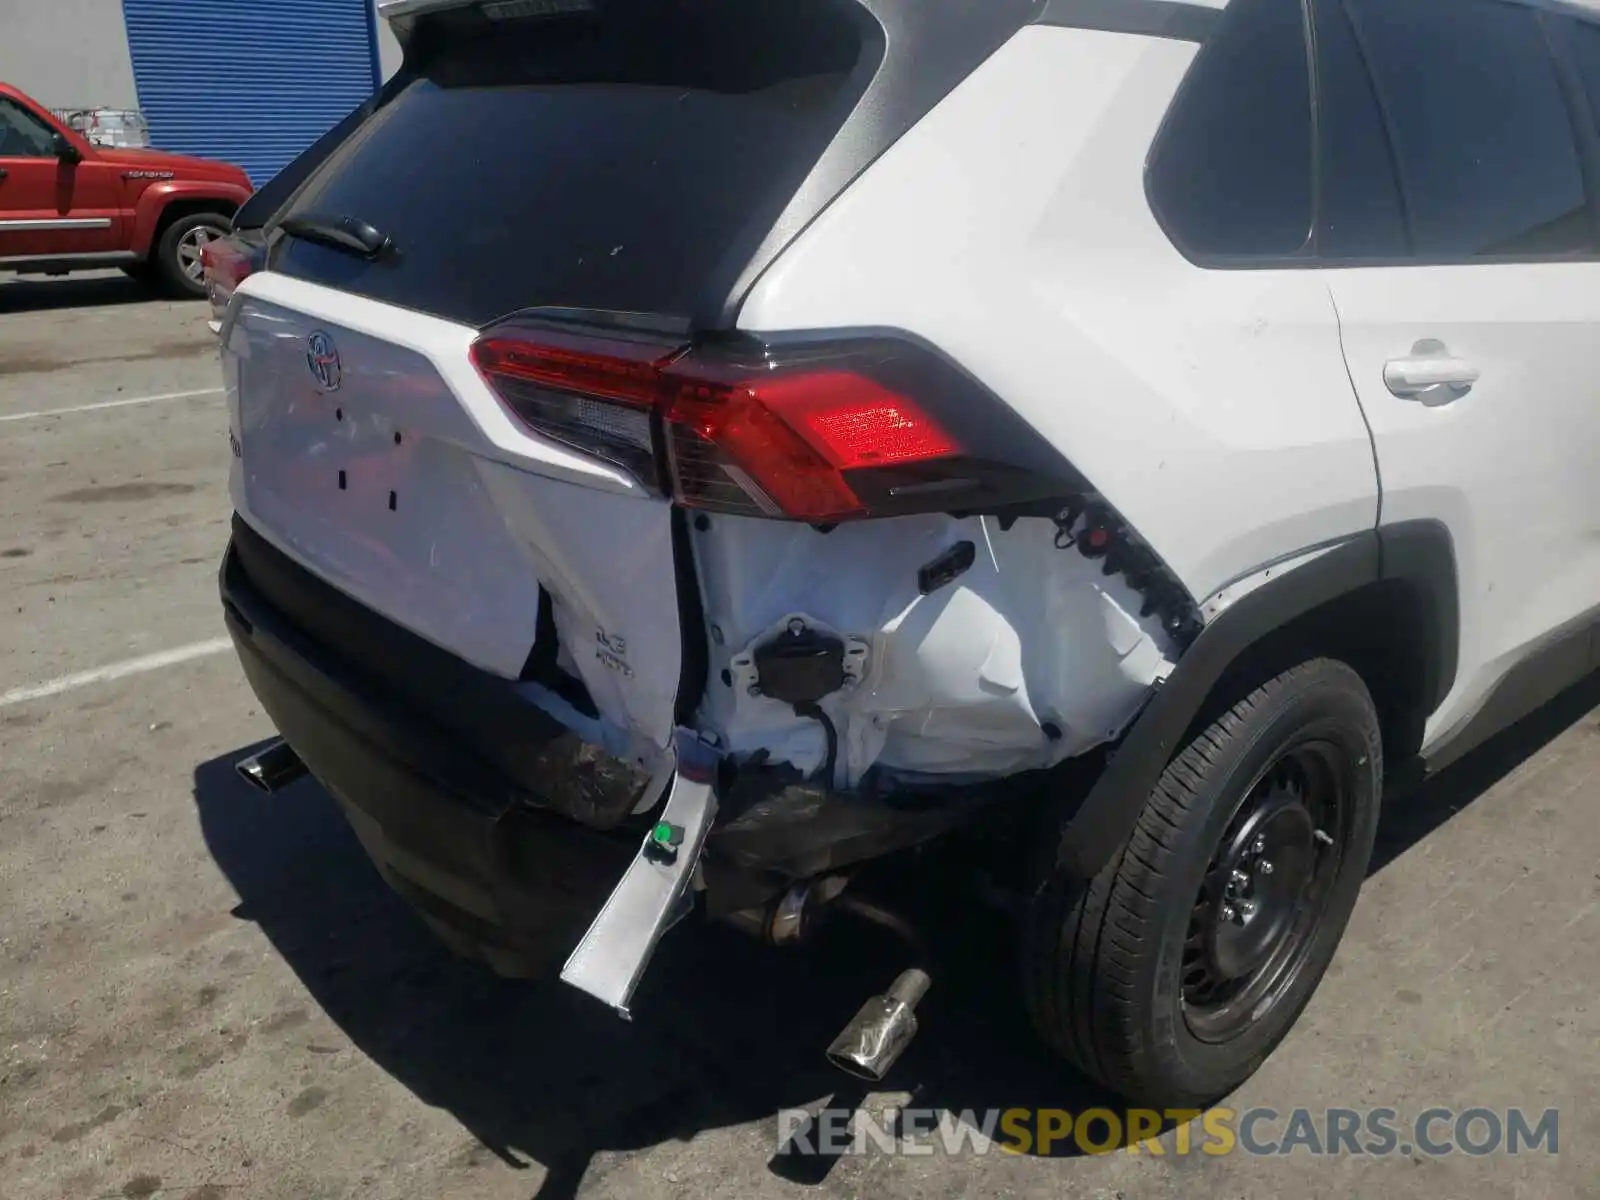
378 0 597 24
376 0 475 18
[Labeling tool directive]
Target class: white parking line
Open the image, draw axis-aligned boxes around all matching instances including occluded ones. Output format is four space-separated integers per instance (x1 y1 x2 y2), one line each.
0 387 224 425
0 638 233 709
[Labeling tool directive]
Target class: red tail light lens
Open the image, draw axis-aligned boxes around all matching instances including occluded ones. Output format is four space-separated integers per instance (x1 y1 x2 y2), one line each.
201 234 262 326
752 372 960 468
472 335 669 407
661 369 959 521
201 238 256 293
472 322 1067 523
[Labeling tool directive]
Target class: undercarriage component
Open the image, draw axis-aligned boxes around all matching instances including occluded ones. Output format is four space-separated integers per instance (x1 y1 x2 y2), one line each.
1046 496 1203 647
730 614 869 703
721 872 933 1083
744 617 863 786
559 730 720 1018
917 540 977 595
752 620 848 705
721 874 851 945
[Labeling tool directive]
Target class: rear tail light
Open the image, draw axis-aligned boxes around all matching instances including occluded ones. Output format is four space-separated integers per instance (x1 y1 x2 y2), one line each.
662 369 959 521
471 320 1076 523
470 330 666 488
201 233 263 327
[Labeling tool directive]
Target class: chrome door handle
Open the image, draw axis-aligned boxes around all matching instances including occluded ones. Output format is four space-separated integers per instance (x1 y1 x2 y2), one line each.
1383 355 1479 402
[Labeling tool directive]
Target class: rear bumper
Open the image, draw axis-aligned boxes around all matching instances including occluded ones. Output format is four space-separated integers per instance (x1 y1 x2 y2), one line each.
222 528 646 975
221 515 996 973
223 515 657 829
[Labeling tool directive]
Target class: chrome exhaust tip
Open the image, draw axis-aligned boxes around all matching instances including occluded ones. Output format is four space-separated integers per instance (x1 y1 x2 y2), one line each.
825 968 931 1083
236 740 308 794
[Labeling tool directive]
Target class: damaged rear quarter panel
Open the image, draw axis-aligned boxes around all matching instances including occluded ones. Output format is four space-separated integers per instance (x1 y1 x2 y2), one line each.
691 513 1176 784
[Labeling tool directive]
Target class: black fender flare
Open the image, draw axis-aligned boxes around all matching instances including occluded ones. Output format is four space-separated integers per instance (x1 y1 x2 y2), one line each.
1054 519 1457 879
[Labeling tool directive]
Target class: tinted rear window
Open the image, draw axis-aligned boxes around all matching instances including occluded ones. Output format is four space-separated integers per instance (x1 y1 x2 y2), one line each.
1145 0 1315 260
269 0 875 328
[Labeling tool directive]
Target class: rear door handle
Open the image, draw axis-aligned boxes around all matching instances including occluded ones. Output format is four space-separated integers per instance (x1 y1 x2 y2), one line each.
1383 350 1479 403
0 167 8 180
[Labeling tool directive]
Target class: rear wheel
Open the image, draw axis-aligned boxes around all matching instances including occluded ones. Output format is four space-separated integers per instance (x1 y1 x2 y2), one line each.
1022 658 1382 1107
153 212 231 298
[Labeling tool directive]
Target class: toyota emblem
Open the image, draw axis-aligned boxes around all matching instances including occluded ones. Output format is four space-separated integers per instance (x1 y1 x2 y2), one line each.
306 330 341 392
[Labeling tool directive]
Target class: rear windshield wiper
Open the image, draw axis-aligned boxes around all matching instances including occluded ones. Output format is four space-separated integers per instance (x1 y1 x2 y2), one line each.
278 214 395 261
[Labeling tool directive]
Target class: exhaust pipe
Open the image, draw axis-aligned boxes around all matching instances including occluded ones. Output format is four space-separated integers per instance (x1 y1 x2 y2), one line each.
722 876 851 946
726 880 933 1082
825 967 931 1083
236 740 308 794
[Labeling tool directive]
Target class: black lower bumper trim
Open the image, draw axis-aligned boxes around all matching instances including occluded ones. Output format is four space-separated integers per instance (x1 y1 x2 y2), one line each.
224 548 646 973
226 515 652 829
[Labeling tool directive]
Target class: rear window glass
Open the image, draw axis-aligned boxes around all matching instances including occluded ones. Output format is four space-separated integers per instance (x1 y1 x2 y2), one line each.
268 0 875 328
1146 0 1315 260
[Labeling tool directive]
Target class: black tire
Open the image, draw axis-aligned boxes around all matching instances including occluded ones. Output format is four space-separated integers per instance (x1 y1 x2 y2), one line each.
1023 658 1382 1108
152 211 231 298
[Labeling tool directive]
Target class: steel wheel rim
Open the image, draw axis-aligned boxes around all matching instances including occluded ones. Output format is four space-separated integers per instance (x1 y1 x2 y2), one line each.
1180 739 1351 1044
176 224 221 283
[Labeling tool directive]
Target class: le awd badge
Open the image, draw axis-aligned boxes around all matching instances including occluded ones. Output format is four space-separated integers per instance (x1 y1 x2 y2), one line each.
596 629 633 677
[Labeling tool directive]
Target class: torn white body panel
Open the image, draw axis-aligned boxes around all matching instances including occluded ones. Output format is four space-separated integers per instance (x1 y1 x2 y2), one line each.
692 513 1177 786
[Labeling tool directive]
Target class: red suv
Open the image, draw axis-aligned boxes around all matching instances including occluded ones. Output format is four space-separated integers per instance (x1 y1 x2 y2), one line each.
0 83 253 297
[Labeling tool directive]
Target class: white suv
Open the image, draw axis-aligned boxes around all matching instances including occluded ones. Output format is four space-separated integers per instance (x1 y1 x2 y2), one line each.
214 0 1600 1106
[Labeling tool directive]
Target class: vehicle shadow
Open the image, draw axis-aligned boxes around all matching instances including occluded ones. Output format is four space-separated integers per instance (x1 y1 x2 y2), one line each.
0 272 170 314
191 674 1600 1194
1368 671 1600 875
193 746 1129 1194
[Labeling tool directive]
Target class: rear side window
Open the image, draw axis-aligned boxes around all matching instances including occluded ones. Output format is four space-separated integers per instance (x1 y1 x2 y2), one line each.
1341 0 1591 259
269 0 875 328
1146 0 1315 260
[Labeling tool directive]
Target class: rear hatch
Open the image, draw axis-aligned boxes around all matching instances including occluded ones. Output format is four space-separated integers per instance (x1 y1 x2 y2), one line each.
222 0 1032 760
227 272 700 762
263 0 881 328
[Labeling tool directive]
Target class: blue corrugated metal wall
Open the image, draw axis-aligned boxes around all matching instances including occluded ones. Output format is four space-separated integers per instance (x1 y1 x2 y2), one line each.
123 0 379 188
